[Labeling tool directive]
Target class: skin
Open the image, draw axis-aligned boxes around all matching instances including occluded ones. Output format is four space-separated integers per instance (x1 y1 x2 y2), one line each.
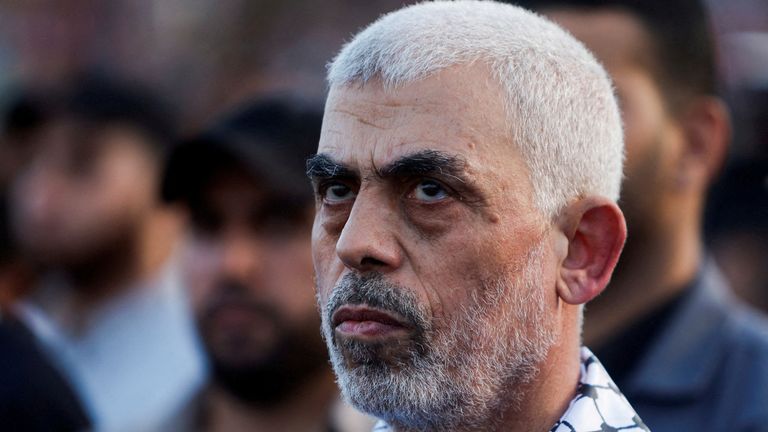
181 170 338 432
183 173 318 363
311 63 626 432
10 119 180 322
546 9 730 346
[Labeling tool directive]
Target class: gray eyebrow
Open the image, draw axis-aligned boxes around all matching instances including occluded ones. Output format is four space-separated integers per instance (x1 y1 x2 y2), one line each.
306 153 357 180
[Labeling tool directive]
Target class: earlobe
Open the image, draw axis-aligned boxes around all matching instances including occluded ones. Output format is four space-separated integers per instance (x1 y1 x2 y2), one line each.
556 198 627 305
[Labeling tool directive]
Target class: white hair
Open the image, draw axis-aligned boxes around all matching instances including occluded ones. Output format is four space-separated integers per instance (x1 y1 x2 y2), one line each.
327 0 624 217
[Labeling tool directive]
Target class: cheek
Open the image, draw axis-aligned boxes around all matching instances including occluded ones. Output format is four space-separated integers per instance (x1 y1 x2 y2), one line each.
59 161 154 236
403 227 486 322
181 239 221 314
263 238 317 319
95 154 156 214
616 75 667 180
408 220 545 324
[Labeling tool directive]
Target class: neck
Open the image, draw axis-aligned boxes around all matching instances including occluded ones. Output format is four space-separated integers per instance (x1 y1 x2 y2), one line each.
204 369 339 432
492 308 582 432
583 207 701 347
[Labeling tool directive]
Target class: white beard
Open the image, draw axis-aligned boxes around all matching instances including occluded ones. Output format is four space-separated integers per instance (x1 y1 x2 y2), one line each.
319 240 558 431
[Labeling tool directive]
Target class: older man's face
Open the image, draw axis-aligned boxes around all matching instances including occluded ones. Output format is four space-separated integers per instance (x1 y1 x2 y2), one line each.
310 64 560 428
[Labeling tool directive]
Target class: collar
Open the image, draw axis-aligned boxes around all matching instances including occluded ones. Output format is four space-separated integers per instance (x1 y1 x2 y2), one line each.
373 348 647 432
550 347 648 431
623 259 732 400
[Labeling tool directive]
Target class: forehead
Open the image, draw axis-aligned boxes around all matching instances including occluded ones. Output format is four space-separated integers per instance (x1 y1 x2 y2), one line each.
193 168 264 209
319 64 517 175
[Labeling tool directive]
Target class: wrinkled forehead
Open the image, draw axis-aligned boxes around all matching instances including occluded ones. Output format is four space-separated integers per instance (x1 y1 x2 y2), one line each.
318 64 514 174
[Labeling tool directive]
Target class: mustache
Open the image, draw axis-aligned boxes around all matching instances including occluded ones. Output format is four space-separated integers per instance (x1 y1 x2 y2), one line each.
201 280 281 323
325 272 429 333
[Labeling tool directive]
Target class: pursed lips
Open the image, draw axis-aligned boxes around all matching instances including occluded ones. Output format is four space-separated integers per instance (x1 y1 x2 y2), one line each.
332 304 412 339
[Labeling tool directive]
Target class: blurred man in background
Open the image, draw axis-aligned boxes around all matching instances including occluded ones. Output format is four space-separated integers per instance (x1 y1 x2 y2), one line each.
161 98 374 432
0 184 90 431
6 74 205 431
516 0 768 430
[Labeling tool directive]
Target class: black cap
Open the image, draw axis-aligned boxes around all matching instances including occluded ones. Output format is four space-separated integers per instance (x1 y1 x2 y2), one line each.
161 98 322 205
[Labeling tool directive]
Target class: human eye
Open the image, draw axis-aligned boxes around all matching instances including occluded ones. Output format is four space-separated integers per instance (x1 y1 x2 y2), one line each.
409 179 450 203
321 181 357 204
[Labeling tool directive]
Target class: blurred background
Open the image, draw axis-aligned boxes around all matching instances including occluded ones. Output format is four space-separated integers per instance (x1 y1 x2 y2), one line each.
0 0 764 136
0 0 766 431
0 0 418 131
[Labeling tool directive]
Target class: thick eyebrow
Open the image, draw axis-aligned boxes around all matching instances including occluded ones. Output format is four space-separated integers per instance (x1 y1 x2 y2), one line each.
307 150 471 183
377 149 468 184
307 150 486 206
306 153 357 180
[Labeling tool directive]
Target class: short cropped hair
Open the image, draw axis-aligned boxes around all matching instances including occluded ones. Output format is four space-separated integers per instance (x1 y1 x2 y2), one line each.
514 0 718 112
328 0 623 217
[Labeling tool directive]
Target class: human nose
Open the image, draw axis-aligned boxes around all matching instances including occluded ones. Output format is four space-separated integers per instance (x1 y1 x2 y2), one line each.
335 193 403 273
219 233 265 282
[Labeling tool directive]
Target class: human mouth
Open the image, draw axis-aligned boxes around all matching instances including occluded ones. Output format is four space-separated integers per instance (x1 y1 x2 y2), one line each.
332 305 411 339
210 304 261 327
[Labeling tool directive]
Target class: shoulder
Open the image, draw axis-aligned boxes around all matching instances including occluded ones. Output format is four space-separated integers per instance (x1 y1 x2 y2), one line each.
718 292 768 365
0 316 91 430
712 297 768 427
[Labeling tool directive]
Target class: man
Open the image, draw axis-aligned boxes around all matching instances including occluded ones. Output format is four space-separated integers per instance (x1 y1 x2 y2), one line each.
308 2 646 431
0 189 90 431
7 74 205 431
514 0 768 430
160 98 374 432
0 92 89 431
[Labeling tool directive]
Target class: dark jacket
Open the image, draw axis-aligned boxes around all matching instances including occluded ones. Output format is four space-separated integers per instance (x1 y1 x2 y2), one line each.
0 313 91 431
624 262 768 432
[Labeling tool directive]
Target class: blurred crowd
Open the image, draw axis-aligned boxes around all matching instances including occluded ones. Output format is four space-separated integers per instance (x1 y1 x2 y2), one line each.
0 1 766 431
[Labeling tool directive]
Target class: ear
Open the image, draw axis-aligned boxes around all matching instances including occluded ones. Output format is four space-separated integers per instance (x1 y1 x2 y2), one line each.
555 197 627 305
676 96 731 190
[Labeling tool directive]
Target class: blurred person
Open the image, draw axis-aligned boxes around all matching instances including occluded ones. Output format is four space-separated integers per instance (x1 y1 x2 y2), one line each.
0 90 50 307
160 98 375 432
7 74 206 431
707 158 768 312
513 0 768 430
1 189 90 431
309 2 647 431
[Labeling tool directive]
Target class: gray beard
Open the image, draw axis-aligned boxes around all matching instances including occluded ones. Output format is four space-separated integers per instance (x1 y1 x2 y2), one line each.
318 242 557 431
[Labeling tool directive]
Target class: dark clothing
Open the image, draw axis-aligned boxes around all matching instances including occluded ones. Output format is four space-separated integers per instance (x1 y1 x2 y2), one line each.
595 282 691 387
0 313 90 431
596 260 768 432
